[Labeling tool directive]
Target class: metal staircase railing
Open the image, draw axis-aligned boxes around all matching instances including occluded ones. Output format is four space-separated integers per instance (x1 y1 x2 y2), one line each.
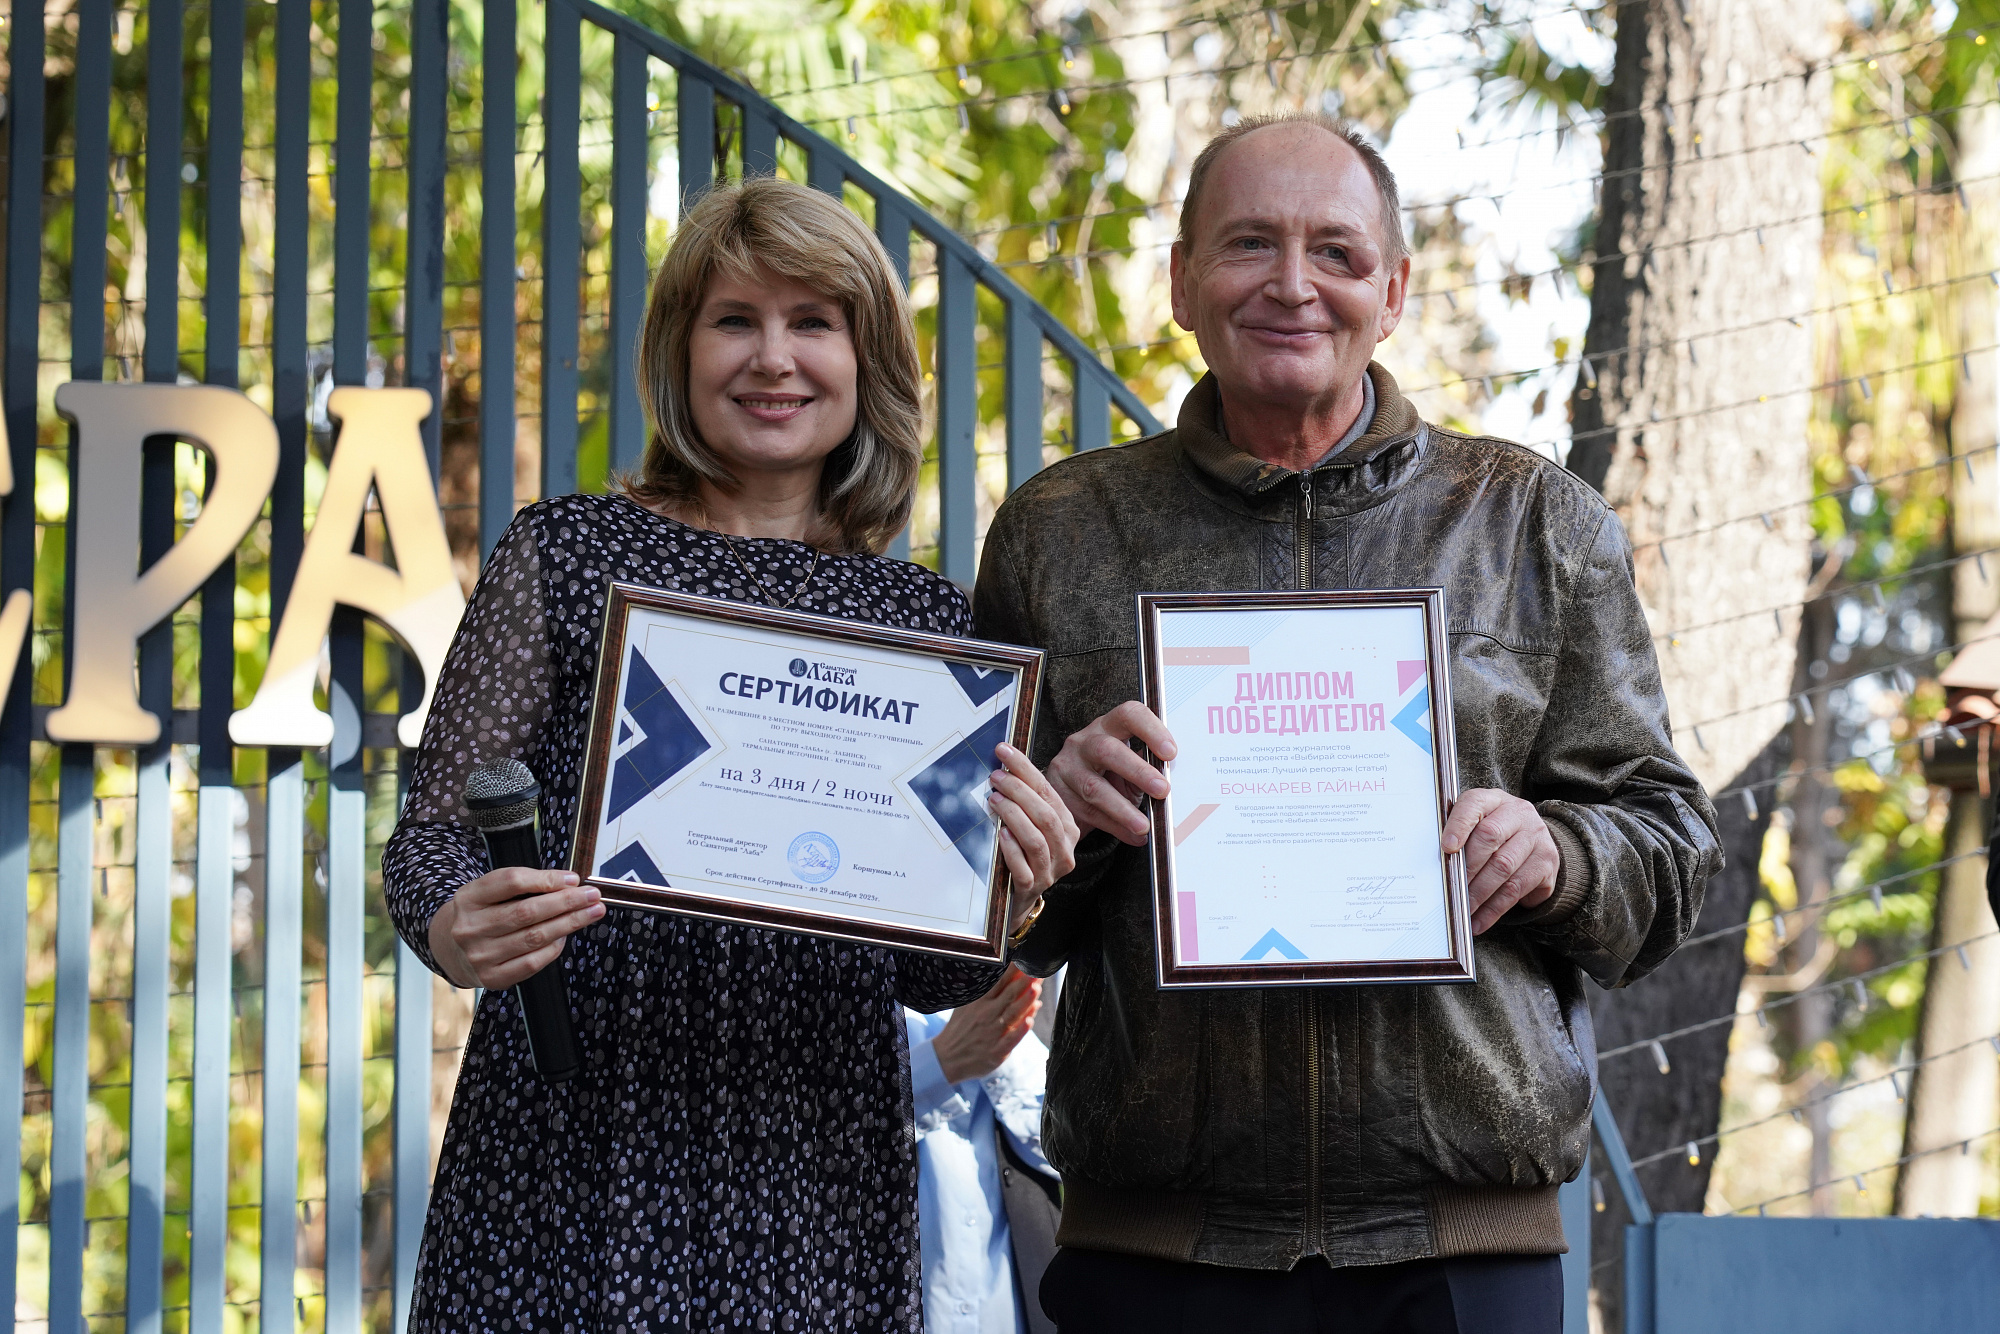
531 0 1162 581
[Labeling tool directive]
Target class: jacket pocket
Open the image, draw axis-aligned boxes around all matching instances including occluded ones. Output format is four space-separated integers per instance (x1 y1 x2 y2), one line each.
1413 940 1593 1188
1043 936 1215 1190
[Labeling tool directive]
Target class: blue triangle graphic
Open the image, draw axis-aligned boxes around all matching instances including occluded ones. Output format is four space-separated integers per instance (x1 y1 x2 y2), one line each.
946 660 1014 707
1391 686 1433 756
599 839 668 887
1242 928 1307 961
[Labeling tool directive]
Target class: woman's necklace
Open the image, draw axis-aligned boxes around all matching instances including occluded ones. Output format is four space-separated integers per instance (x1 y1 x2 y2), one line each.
718 529 822 610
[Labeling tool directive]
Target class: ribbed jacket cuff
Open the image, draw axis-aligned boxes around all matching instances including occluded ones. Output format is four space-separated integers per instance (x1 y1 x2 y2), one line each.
1426 1183 1567 1256
1508 817 1591 929
1054 1178 1205 1262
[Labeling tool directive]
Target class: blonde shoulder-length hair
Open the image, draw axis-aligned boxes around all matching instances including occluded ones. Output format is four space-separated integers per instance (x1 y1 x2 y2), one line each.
625 176 923 555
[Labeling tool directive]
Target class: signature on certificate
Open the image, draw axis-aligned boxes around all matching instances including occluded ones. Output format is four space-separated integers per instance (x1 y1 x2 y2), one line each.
1345 875 1409 900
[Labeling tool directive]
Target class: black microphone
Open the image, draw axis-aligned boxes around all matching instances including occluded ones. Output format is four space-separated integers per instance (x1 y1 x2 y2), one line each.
464 758 580 1083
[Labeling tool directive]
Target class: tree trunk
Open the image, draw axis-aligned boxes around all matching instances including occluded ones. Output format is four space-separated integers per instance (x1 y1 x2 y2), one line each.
1897 88 2000 1215
1571 0 1833 1324
1894 794 2000 1215
1781 592 1840 1215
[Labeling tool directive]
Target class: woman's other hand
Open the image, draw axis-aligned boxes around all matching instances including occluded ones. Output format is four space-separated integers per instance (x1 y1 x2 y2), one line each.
988 742 1080 936
429 868 606 990
933 968 1042 1085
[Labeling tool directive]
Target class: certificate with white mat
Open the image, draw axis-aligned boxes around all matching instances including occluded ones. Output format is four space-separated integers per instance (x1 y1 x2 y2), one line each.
1137 589 1474 988
571 582 1044 962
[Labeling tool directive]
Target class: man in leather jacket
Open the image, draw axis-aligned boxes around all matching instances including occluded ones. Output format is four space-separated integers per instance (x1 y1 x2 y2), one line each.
974 113 1721 1332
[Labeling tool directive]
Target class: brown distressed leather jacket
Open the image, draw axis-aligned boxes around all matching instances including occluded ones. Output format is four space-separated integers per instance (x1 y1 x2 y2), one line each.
976 365 1720 1271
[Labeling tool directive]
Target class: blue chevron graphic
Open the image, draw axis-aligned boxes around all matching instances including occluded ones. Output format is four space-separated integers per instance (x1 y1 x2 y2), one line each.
1391 686 1433 756
607 652 714 820
946 660 1015 707
599 839 668 887
1242 928 1307 961
908 708 1012 874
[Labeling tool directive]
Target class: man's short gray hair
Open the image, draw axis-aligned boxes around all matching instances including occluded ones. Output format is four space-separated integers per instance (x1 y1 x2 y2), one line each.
1177 113 1407 266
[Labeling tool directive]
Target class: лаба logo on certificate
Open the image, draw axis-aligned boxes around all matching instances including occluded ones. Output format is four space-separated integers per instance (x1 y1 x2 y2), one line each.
787 831 841 885
788 658 808 678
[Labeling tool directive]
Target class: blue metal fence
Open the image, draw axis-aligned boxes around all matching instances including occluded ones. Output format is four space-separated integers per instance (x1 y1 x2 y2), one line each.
0 0 1160 1328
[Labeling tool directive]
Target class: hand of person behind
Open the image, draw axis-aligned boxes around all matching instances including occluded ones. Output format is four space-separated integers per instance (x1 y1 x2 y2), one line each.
429 867 606 990
933 967 1042 1085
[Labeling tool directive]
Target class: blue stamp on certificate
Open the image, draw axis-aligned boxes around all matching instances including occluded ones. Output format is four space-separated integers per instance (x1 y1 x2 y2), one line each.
787 832 841 884
571 583 1045 963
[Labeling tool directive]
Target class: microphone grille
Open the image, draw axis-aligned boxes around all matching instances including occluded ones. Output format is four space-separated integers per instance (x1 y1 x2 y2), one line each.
464 758 539 830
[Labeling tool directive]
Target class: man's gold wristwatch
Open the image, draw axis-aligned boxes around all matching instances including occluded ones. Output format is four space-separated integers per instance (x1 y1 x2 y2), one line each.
1007 895 1047 949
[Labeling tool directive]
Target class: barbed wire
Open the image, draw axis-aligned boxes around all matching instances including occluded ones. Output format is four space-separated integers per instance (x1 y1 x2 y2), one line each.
1397 269 1997 403
1632 441 2000 558
793 5 2000 143
1658 538 1995 645
1678 850 1987 953
913 169 2000 306
1681 630 2000 734
1600 929 2000 1062
769 0 1608 108
1730 1122 2000 1214
1710 715 1975 804
1556 342 1997 461
1458 17 2000 155
951 91 1995 247
1630 1027 2000 1170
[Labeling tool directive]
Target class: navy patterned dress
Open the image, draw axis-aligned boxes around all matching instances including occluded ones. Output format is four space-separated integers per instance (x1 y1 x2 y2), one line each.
382 493 1005 1332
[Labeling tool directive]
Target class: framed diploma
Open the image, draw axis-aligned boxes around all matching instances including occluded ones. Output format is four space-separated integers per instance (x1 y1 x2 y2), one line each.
1137 589 1473 988
571 582 1044 962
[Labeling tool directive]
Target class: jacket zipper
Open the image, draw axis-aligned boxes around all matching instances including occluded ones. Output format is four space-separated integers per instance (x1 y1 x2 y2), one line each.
1294 472 1316 592
1296 469 1321 1255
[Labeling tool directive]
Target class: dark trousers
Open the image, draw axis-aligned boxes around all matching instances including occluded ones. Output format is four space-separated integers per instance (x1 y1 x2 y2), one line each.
1039 1247 1562 1334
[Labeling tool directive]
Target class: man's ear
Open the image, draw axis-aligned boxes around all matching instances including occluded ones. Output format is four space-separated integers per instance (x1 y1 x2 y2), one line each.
1169 241 1193 332
1376 252 1411 342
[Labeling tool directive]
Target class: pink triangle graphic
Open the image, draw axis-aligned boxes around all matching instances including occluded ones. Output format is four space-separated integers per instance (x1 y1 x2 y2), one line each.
1397 660 1428 695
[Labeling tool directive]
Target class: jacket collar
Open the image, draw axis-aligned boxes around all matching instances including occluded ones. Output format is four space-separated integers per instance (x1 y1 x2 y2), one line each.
1175 362 1428 513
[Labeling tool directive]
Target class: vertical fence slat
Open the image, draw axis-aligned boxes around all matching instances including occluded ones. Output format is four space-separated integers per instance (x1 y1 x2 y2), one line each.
1004 299 1042 493
481 0 517 555
677 72 714 210
806 141 843 197
325 611 365 1334
398 0 449 1324
608 36 649 476
326 2 373 1328
874 196 910 288
191 1 243 1327
128 446 175 1334
0 2 47 1328
406 0 448 475
740 104 778 179
877 200 912 561
262 755 305 1334
128 3 186 1325
51 1 113 1327
50 755 93 1334
332 0 371 386
1073 364 1110 453
540 0 581 499
392 937 431 1331
936 253 977 587
264 2 313 1329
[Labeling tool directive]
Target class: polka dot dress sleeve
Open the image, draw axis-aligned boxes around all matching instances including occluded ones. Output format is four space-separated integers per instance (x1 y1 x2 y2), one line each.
382 512 555 977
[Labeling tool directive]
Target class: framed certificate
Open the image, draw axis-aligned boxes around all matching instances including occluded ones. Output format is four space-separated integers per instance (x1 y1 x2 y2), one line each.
1137 589 1473 988
571 582 1044 962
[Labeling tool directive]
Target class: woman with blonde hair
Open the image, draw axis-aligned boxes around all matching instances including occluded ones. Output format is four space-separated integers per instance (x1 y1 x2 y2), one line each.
383 176 1077 1331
